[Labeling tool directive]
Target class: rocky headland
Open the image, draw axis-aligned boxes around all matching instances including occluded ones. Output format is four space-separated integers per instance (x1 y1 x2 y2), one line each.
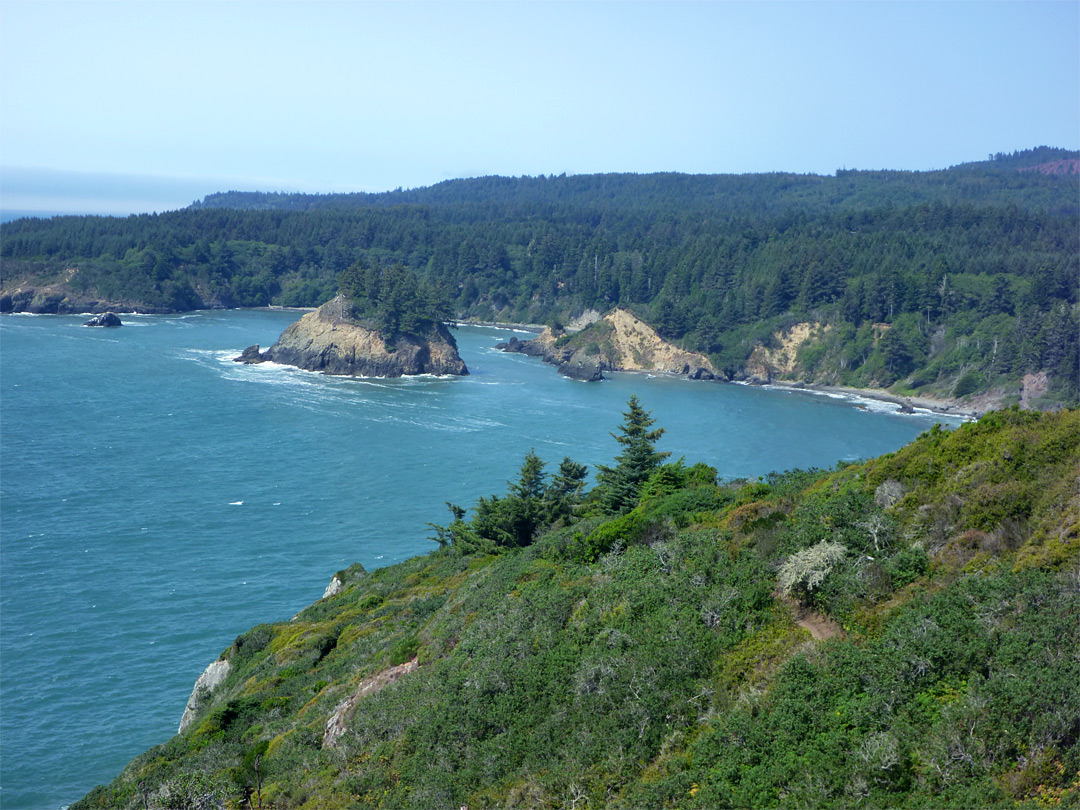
236 297 468 378
738 320 1038 418
498 308 717 382
0 283 135 315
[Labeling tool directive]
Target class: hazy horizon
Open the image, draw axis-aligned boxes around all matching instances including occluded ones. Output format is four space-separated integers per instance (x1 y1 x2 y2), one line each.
2 1 1077 217
5 143 1076 221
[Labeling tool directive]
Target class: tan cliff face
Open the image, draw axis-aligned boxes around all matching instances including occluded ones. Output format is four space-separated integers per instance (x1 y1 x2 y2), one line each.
745 322 829 381
242 299 468 377
601 308 717 375
500 308 717 381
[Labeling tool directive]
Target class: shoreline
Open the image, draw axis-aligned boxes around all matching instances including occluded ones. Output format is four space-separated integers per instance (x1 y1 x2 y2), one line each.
453 318 544 332
0 304 1001 421
599 366 978 420
487 326 983 421
762 380 980 420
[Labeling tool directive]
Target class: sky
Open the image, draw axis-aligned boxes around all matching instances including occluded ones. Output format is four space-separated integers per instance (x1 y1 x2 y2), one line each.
1 0 1077 215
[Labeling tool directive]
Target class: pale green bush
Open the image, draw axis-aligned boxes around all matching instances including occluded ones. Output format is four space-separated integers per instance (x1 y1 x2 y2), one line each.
778 540 848 595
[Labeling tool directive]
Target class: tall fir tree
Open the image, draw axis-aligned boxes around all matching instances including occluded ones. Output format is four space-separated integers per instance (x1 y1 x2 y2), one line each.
595 395 670 514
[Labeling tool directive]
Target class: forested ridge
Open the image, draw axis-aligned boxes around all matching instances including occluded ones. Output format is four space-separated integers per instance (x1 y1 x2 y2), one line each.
73 404 1080 809
2 147 1077 404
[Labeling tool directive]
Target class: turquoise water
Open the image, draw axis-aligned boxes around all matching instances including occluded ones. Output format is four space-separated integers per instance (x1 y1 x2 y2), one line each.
0 310 961 809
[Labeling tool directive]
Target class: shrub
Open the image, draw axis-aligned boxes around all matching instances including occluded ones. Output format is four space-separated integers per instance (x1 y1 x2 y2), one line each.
389 635 420 665
886 545 929 588
954 370 983 397
777 540 848 596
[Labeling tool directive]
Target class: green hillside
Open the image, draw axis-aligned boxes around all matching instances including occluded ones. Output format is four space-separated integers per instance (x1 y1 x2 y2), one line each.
2 147 1077 406
74 405 1080 809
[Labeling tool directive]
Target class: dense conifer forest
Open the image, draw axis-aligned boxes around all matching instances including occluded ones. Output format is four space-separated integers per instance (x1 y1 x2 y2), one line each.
2 147 1077 403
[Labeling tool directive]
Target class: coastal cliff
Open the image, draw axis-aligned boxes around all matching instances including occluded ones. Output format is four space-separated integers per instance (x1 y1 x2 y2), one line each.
499 308 716 381
0 283 147 315
73 409 1080 810
740 321 1058 417
237 298 468 377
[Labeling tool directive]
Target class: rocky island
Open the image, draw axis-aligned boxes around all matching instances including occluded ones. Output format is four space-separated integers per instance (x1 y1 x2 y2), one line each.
237 296 467 378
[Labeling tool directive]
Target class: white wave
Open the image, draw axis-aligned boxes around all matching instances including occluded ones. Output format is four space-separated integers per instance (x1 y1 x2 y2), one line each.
228 501 243 506
757 384 968 422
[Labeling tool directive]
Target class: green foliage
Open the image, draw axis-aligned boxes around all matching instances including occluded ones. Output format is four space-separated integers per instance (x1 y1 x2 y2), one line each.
594 395 671 514
886 544 930 588
429 450 589 552
338 260 450 341
389 635 419 666
954 369 984 397
75 409 1080 810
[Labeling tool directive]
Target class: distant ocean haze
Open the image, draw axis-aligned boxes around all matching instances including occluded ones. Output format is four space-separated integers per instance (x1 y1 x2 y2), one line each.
0 166 335 220
0 310 962 809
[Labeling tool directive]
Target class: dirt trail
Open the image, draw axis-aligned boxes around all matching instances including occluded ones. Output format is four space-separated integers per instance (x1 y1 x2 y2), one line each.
775 592 844 641
796 610 843 640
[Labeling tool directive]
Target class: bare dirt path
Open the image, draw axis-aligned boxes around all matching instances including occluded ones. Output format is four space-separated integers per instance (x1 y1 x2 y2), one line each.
775 592 844 640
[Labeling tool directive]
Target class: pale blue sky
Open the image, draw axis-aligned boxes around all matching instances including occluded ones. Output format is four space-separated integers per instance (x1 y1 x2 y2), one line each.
1 0 1077 214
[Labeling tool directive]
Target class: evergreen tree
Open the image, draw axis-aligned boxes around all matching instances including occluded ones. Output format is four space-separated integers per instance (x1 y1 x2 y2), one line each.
545 457 589 523
595 395 670 514
432 451 557 550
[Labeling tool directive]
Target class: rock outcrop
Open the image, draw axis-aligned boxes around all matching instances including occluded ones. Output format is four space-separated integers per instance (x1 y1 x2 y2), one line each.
498 333 604 381
1 285 114 315
322 575 344 599
744 322 830 384
236 298 468 378
498 308 716 382
84 312 122 327
324 658 418 748
179 658 231 733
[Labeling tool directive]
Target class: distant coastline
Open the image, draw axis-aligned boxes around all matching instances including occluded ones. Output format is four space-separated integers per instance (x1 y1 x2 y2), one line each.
0 303 1015 421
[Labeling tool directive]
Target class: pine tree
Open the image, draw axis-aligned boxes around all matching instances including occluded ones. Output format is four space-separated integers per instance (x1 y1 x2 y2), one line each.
595 396 670 514
545 457 589 523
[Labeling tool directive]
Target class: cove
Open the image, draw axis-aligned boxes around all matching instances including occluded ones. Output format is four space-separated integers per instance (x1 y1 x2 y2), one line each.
0 310 962 809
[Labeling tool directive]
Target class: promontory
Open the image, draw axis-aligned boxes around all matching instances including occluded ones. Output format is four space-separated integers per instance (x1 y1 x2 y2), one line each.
499 308 717 382
237 297 468 378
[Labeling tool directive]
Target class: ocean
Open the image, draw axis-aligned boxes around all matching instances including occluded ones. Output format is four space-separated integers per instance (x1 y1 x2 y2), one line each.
0 310 962 809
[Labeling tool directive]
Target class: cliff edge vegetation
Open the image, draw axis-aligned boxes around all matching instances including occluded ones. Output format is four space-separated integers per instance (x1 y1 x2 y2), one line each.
75 404 1080 810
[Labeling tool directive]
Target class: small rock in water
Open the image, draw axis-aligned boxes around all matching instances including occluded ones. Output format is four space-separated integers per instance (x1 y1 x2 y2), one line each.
235 344 265 364
84 312 122 327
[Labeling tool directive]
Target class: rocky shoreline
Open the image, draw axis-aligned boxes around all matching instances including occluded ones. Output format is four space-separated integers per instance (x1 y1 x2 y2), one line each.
497 309 718 383
0 299 1033 418
487 314 980 419
761 380 980 420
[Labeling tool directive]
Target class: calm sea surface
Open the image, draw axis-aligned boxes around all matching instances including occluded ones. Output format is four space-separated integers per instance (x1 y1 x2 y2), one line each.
0 310 962 808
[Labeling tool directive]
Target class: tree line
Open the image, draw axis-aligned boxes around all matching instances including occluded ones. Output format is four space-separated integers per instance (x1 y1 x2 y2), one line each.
2 147 1077 402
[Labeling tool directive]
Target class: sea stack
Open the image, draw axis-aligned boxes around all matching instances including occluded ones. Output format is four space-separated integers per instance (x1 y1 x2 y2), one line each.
236 299 468 378
84 312 122 327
